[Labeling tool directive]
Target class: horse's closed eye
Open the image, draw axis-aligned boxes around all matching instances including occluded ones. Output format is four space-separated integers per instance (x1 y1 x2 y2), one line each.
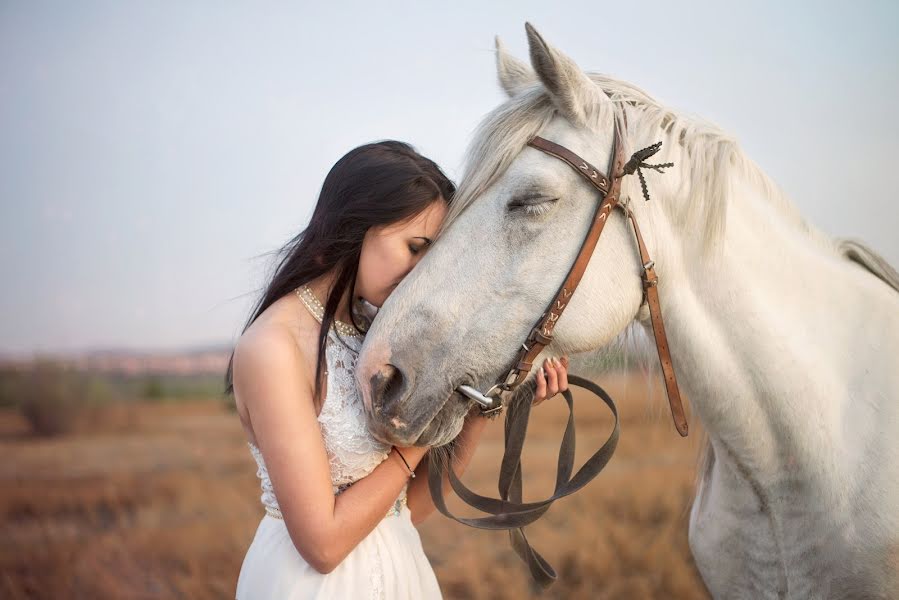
507 197 558 217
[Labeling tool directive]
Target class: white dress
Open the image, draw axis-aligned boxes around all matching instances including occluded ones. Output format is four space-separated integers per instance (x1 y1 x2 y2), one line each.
235 308 443 599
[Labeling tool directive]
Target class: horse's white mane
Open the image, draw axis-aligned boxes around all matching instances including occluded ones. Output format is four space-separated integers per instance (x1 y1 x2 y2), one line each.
440 72 832 253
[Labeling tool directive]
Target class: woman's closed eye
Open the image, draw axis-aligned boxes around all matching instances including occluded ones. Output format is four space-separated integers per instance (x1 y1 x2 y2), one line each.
408 237 432 256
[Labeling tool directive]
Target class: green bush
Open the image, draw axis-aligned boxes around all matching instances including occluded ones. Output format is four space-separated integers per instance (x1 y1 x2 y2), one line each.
0 366 25 409
141 375 166 400
222 392 237 414
18 358 93 436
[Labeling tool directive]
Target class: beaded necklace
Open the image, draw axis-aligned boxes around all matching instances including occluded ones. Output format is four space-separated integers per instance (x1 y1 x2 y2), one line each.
295 285 365 338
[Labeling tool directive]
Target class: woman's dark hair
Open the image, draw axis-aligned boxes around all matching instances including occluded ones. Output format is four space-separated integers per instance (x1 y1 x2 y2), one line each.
224 140 455 410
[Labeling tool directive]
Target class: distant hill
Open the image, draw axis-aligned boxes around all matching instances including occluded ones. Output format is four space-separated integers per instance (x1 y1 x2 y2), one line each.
0 343 234 376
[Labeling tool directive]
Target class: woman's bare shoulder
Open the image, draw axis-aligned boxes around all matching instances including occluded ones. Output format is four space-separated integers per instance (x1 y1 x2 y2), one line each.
236 324 299 369
234 293 322 408
241 292 322 355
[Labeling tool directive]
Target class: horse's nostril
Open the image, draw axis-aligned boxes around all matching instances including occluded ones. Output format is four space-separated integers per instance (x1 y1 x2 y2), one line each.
369 364 405 413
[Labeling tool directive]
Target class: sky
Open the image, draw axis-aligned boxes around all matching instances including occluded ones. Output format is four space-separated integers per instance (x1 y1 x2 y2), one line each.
1 1 897 356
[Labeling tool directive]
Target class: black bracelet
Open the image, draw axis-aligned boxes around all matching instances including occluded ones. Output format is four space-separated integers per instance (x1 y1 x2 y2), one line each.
393 447 416 478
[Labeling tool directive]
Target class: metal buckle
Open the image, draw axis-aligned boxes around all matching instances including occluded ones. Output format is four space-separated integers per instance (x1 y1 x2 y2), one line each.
479 403 505 418
641 260 658 288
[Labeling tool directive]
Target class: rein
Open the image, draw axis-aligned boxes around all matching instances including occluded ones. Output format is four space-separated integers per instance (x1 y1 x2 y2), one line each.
431 112 688 588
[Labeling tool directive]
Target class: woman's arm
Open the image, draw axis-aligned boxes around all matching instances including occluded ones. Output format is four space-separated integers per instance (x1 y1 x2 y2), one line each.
405 410 488 525
233 328 425 574
405 355 570 525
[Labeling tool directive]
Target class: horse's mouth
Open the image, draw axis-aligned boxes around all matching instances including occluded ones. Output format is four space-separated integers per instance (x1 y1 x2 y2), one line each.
367 388 472 447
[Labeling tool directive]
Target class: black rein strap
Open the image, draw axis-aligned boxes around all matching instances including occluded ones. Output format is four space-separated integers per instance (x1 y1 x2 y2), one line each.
427 375 620 588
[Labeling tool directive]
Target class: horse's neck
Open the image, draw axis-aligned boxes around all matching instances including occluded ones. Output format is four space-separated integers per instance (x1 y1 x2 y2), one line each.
658 182 899 499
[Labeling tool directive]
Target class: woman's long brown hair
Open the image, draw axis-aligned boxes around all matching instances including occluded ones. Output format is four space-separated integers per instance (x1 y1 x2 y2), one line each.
224 140 455 411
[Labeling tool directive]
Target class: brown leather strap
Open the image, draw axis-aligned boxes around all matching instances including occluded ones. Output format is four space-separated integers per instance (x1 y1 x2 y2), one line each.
501 116 627 390
619 205 688 436
523 117 687 437
521 137 612 194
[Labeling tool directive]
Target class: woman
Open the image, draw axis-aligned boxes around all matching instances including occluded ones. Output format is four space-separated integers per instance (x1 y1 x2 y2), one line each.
225 140 569 599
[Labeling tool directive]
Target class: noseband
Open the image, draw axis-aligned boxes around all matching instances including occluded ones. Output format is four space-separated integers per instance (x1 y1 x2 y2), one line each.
429 112 688 588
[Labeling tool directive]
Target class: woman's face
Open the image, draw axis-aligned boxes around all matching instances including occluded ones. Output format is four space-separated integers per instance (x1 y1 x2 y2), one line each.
355 200 448 308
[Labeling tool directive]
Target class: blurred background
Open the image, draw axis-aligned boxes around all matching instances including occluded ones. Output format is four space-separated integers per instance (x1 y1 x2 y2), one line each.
1 1 896 598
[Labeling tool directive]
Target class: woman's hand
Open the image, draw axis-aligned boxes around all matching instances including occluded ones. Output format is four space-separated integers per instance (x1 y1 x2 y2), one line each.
533 355 569 407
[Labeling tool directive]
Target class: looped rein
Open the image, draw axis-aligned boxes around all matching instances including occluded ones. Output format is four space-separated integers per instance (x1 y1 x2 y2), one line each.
428 375 619 589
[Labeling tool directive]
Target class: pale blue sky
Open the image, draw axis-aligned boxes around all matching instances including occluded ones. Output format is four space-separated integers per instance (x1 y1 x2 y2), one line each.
1 1 897 355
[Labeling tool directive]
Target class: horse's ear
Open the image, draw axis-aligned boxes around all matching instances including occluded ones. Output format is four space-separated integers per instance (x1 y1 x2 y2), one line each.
495 35 536 98
524 22 608 126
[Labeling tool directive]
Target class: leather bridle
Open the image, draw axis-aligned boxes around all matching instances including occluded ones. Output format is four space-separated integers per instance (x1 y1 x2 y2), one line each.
429 111 689 587
458 111 687 435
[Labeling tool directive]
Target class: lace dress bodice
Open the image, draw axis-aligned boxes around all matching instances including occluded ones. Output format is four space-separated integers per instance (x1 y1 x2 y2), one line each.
247 294 407 520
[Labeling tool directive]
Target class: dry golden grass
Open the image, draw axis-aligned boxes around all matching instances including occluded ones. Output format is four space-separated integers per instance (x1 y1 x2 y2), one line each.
0 373 710 599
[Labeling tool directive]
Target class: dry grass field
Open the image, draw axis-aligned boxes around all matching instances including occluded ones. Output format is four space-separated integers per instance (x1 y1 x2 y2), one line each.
0 372 710 599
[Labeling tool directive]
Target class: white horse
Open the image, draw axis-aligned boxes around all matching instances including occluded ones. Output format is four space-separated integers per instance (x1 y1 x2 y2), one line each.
356 23 899 598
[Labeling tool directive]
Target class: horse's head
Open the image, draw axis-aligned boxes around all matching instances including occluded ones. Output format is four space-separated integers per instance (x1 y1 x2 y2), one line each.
357 23 680 446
